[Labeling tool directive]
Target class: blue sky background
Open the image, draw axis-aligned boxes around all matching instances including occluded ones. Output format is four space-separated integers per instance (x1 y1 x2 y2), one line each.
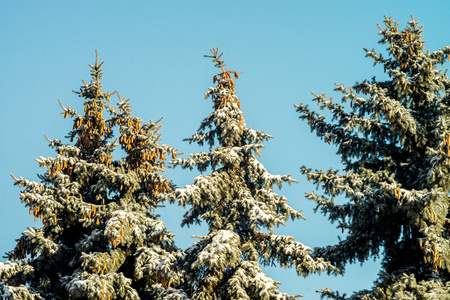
2 1 450 298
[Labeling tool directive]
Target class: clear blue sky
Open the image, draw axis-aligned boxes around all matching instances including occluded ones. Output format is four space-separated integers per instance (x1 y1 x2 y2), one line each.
2 1 450 298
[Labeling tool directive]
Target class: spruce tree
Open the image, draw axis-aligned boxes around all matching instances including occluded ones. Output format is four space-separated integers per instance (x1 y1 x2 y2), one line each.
168 49 338 299
0 52 186 299
296 16 450 299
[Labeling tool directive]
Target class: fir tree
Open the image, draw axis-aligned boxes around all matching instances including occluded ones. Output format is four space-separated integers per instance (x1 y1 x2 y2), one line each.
0 52 186 299
168 49 338 299
296 16 450 299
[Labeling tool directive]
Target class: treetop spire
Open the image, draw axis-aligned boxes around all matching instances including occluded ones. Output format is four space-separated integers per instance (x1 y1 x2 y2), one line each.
204 48 242 111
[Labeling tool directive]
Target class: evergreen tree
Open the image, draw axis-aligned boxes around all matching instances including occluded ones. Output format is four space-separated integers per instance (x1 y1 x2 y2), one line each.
296 16 450 299
0 52 186 299
168 49 337 299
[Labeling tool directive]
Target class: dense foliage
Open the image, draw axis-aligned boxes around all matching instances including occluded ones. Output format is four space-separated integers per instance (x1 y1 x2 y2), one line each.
166 49 337 299
296 16 450 299
0 52 184 299
5 15 450 299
